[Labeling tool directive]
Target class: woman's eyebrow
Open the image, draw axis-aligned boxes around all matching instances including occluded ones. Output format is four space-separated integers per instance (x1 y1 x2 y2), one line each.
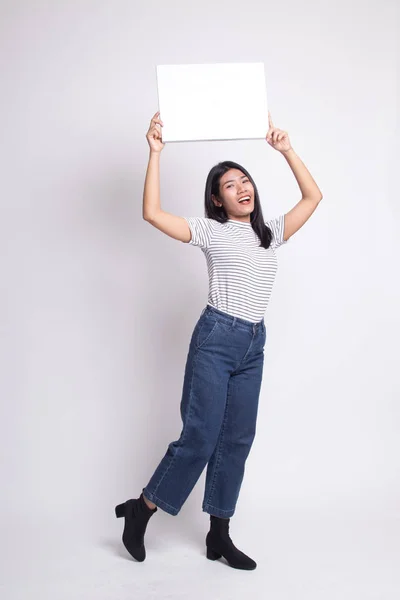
223 176 247 186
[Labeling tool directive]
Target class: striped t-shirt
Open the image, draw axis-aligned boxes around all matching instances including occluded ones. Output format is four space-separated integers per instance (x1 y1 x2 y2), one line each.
183 215 287 323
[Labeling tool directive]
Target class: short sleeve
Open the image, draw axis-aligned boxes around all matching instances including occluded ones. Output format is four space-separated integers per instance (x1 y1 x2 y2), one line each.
183 217 216 249
265 214 287 249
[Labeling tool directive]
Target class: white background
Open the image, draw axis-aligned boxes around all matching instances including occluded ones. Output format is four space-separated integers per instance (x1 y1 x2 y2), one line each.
1 1 399 598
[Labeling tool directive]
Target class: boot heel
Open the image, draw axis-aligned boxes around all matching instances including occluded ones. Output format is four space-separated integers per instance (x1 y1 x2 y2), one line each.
115 503 126 518
207 547 222 561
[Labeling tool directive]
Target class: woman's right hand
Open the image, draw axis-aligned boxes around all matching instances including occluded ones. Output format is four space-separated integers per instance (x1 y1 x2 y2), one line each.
146 111 165 153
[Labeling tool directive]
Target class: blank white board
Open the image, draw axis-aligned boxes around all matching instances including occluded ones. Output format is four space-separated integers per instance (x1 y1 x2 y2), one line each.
156 62 269 142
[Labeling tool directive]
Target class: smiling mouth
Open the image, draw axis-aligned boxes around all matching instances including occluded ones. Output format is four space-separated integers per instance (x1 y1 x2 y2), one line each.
238 196 251 205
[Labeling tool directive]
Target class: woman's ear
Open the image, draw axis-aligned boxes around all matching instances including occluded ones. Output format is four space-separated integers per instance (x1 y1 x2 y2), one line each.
211 194 223 207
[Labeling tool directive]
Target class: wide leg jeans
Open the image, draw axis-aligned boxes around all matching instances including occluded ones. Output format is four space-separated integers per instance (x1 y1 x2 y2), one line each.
143 304 266 518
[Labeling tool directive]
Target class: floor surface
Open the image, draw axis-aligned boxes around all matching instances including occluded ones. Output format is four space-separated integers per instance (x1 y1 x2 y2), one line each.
1 508 399 599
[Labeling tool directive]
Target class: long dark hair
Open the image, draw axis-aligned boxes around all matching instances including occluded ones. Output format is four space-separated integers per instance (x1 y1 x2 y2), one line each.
204 161 273 249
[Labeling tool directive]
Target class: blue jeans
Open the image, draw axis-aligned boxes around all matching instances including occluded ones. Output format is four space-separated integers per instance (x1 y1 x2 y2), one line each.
143 304 266 518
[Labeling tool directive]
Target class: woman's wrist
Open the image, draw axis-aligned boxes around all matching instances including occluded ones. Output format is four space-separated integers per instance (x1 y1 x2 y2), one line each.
280 147 295 157
149 150 161 161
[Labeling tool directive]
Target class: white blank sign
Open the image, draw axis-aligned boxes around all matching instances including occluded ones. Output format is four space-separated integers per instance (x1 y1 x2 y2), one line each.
156 62 269 142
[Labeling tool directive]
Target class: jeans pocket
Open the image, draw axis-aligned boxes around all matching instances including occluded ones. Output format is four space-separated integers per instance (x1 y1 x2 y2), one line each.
194 315 220 350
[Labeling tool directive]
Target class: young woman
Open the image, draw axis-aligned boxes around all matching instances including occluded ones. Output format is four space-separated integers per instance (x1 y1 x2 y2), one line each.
115 111 323 570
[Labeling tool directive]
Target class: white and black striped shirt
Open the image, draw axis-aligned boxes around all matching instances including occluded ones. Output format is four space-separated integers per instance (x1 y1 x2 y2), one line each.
183 215 287 323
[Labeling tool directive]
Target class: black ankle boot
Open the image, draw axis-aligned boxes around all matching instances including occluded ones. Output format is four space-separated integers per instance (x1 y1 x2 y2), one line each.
115 492 157 562
206 515 257 570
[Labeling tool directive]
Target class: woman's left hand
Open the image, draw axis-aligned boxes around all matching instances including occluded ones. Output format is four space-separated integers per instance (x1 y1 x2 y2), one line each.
266 112 292 153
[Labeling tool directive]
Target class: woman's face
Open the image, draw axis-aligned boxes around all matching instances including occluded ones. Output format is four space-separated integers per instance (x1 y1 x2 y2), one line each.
212 168 255 222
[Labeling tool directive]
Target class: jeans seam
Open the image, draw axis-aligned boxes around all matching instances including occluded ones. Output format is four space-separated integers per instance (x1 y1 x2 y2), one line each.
203 503 235 515
234 333 256 373
204 384 231 507
143 489 179 515
151 347 198 497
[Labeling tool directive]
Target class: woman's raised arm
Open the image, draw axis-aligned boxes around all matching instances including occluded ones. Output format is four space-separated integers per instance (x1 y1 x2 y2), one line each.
142 112 191 243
